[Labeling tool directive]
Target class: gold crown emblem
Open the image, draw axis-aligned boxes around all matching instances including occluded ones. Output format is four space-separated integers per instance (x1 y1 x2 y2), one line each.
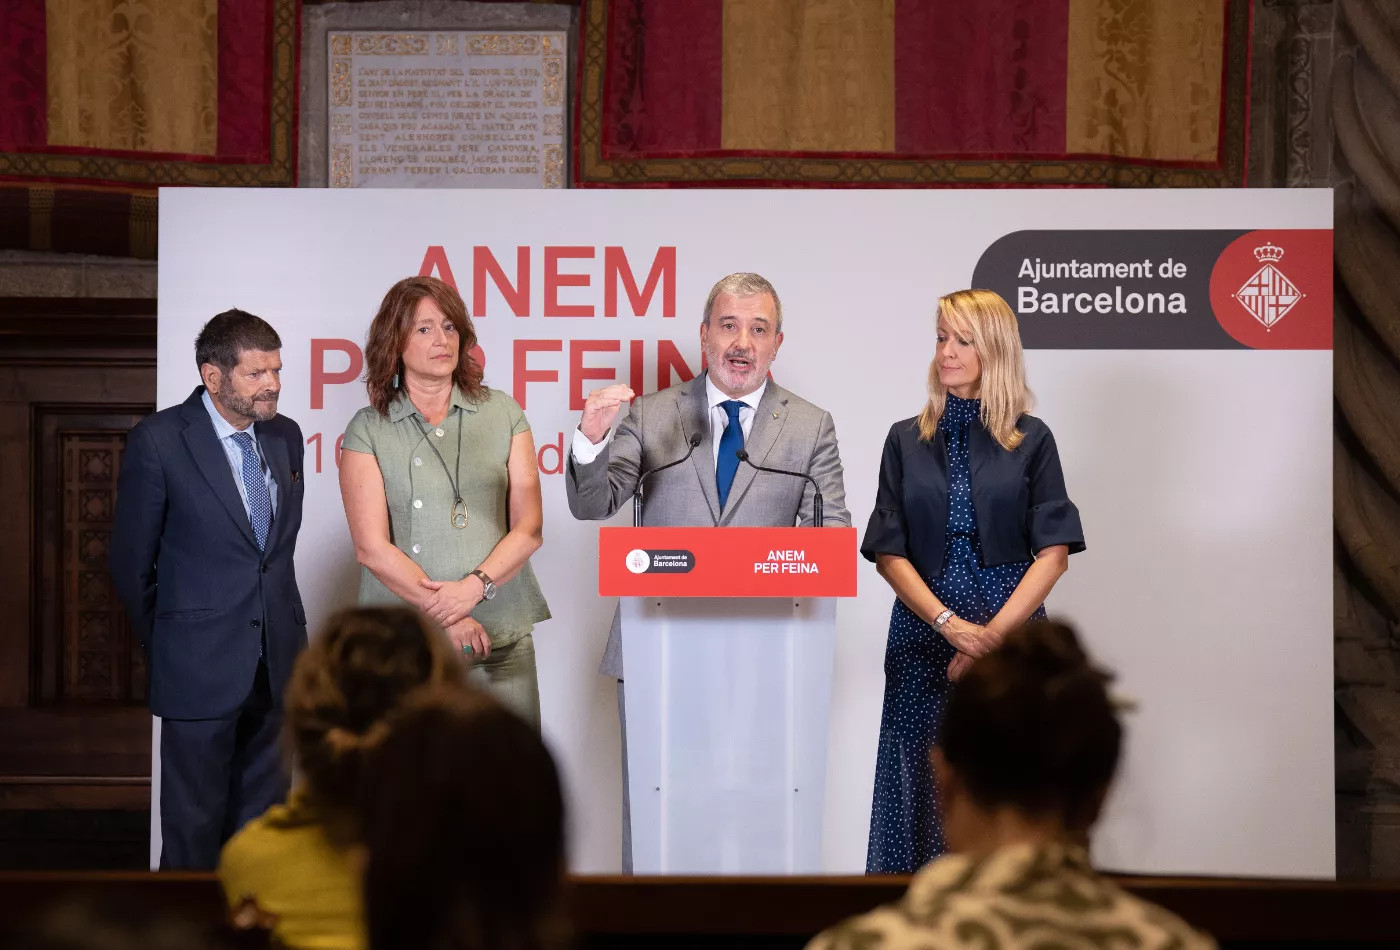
1253 242 1284 263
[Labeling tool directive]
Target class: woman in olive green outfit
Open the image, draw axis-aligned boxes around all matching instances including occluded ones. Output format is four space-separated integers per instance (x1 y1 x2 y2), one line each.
339 276 551 728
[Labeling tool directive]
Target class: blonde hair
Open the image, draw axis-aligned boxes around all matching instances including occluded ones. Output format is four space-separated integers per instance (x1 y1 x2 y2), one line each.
702 272 782 331
917 289 1032 450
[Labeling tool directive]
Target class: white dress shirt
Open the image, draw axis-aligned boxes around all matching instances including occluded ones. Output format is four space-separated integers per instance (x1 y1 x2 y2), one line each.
570 376 768 466
202 389 279 520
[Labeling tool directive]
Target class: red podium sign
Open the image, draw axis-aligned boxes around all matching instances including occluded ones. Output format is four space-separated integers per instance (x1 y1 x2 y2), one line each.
598 526 858 597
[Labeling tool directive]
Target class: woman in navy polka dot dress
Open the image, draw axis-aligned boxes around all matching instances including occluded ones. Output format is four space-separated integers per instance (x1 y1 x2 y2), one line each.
861 289 1086 874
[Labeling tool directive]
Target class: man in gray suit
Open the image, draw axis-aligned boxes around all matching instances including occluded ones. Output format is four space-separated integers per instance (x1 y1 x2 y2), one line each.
565 271 850 869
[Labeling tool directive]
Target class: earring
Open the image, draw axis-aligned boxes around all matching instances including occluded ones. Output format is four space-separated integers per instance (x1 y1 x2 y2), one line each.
392 373 400 388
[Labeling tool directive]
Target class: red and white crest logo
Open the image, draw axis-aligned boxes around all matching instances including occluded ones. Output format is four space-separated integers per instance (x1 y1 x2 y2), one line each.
1208 229 1330 350
1232 242 1304 331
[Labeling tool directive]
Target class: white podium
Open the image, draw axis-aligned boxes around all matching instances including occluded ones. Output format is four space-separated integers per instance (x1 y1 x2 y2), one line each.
599 525 858 874
621 596 837 873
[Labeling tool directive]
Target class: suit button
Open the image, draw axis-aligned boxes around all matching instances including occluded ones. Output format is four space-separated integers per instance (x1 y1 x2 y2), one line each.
250 620 261 627
261 564 269 573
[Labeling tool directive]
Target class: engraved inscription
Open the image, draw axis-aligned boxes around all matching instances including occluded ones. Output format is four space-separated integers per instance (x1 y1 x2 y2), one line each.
327 30 567 188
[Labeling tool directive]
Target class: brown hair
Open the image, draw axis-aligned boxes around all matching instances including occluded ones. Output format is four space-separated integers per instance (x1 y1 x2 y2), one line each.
362 686 567 950
194 308 281 375
364 276 486 417
938 620 1122 833
283 606 464 839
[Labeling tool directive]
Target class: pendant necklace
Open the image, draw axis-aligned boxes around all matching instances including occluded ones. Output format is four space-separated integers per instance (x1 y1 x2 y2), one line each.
415 412 467 528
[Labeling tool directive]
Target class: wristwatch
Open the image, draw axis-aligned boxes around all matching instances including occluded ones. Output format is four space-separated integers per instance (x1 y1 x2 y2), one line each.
932 608 954 631
470 568 497 601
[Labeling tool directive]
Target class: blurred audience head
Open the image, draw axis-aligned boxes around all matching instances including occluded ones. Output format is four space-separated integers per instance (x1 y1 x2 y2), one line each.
285 605 463 839
934 619 1122 852
361 686 567 950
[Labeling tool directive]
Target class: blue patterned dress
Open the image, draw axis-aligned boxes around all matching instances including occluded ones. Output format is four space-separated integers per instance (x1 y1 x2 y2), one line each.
865 395 1046 874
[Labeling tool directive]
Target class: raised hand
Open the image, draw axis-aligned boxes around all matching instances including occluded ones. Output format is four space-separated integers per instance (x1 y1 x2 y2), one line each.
579 383 635 443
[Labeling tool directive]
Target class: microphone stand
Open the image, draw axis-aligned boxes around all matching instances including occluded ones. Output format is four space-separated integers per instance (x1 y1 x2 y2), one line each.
633 434 704 526
735 450 824 527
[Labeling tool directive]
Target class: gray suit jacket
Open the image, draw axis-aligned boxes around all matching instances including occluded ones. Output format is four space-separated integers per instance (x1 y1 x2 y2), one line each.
566 376 851 676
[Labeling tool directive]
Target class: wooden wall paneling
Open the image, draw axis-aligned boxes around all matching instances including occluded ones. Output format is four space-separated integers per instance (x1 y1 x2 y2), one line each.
0 298 156 813
33 408 152 705
0 395 31 708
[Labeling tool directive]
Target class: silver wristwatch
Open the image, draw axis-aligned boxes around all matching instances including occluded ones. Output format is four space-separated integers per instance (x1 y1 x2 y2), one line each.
932 608 954 631
470 568 497 601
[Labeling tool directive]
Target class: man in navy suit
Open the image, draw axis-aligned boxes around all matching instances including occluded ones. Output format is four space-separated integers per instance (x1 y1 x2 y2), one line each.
110 309 308 869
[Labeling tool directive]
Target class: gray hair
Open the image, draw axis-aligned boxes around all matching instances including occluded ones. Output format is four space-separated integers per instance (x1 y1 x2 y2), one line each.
701 272 783 331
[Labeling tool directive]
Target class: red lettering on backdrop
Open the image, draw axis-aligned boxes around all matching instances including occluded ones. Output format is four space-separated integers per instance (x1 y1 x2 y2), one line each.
311 339 364 410
570 340 621 410
474 246 529 317
629 339 645 394
604 246 676 318
418 246 458 289
536 431 565 475
514 339 562 409
544 247 595 317
657 339 699 389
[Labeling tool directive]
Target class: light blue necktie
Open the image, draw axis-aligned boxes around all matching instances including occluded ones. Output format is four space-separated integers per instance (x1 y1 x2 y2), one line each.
231 431 272 551
715 400 745 509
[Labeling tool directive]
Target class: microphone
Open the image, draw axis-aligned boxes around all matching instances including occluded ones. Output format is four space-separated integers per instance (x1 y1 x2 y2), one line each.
633 433 704 526
735 449 824 527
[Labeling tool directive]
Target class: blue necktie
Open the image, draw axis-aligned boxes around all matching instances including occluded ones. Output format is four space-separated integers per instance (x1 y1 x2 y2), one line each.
232 431 272 551
715 400 745 509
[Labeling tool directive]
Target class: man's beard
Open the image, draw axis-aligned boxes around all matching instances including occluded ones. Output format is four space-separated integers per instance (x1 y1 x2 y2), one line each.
707 344 760 386
220 389 279 422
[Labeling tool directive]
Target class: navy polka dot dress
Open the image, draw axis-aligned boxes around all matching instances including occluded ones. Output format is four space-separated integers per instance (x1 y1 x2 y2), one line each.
865 395 1046 874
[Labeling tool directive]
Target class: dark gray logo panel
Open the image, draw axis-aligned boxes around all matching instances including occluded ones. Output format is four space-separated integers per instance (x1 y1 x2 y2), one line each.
642 550 695 573
971 230 1248 349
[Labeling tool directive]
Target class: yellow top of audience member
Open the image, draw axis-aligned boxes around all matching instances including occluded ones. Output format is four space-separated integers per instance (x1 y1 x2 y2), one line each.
219 787 364 950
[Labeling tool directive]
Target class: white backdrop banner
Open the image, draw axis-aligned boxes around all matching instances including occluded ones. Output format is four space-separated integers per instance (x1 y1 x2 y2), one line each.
155 188 1334 877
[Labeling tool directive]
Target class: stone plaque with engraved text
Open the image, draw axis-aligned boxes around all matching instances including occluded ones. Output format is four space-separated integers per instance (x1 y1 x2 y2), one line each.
328 31 566 188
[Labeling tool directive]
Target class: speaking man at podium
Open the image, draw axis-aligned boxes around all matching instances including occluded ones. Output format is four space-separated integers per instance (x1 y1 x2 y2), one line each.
565 271 850 870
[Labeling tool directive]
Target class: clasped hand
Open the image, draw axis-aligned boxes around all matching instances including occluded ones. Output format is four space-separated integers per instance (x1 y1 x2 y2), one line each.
947 653 975 681
420 576 481 627
939 617 1004 682
446 615 491 658
938 616 999 658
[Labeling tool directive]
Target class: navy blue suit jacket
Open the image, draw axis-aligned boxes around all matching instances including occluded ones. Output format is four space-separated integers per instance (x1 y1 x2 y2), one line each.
110 387 308 720
862 414 1085 579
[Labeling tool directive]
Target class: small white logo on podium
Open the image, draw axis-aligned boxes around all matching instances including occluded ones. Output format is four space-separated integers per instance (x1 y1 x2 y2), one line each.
625 549 651 574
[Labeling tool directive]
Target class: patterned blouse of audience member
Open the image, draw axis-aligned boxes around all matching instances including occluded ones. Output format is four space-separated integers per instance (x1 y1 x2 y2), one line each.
218 607 465 950
360 685 567 950
808 621 1217 950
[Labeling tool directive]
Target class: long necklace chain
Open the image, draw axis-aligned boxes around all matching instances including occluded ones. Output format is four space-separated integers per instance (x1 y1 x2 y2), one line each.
414 411 467 528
